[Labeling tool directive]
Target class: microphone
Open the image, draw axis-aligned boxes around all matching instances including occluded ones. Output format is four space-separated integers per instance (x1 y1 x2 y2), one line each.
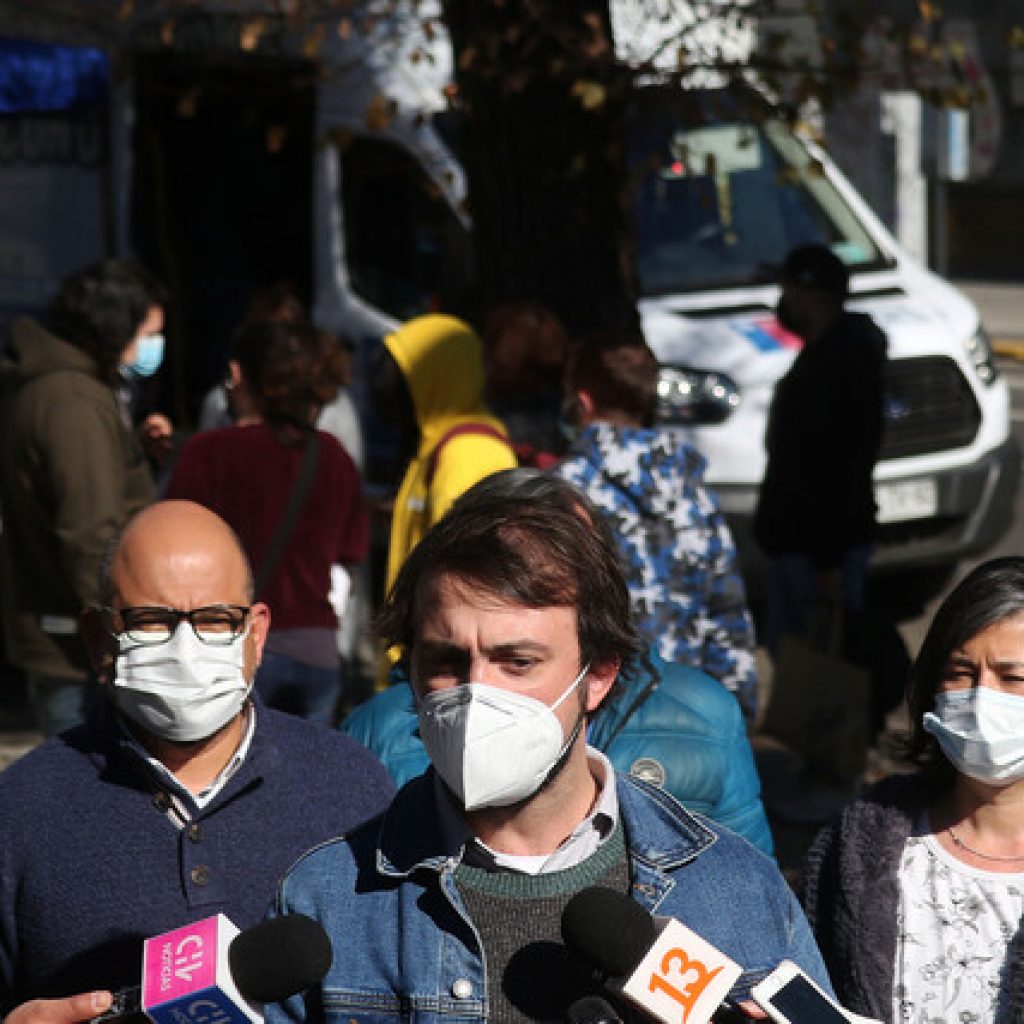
566 995 623 1024
502 940 607 1022
561 887 741 1024
91 913 332 1024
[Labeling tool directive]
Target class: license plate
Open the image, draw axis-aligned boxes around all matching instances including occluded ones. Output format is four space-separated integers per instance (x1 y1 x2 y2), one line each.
875 478 939 524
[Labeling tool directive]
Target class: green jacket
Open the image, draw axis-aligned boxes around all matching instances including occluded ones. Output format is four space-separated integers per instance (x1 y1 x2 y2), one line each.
0 318 154 678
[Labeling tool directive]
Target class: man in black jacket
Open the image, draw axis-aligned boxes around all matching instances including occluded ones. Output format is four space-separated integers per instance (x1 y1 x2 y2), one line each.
754 244 888 653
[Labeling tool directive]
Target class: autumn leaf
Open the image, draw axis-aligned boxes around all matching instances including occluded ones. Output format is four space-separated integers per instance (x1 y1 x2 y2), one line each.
266 125 289 153
364 93 397 132
571 80 606 110
303 25 326 58
176 87 201 119
240 17 267 52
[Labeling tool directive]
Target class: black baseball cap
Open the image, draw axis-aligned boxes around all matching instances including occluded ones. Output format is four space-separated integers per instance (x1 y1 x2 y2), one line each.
778 244 849 297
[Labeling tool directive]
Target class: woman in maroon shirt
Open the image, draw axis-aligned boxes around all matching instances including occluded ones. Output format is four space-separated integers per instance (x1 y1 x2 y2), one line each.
168 320 368 724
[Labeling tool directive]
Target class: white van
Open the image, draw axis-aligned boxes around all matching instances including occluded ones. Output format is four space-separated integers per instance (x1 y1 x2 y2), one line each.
312 75 1019 594
627 87 1020 588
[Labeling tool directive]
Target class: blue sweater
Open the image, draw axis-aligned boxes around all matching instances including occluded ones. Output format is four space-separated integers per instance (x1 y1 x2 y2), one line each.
0 698 394 1011
341 653 773 855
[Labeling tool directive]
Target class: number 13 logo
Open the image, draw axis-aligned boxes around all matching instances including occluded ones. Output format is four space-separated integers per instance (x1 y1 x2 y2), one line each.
648 946 724 1023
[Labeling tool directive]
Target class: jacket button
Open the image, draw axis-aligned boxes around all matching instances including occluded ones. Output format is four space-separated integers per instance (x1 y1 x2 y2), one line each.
451 979 473 1000
191 865 211 886
152 792 170 811
188 823 202 843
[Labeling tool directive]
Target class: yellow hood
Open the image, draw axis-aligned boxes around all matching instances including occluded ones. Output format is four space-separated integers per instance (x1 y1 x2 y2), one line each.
384 314 489 436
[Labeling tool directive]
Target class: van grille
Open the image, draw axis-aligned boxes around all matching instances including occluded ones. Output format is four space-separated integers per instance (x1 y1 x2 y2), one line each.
881 356 980 459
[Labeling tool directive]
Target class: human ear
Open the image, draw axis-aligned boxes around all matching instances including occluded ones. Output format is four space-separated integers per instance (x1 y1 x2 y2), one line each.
584 659 620 712
79 606 116 685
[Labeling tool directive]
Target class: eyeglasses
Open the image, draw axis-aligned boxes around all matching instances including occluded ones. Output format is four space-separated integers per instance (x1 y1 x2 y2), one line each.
103 605 251 646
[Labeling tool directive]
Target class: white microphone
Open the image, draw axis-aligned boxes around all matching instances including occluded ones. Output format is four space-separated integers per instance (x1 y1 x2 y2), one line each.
561 887 742 1024
90 913 332 1024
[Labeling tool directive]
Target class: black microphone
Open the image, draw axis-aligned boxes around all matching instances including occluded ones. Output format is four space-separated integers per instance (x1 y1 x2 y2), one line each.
90 913 332 1024
561 886 656 977
566 995 624 1024
561 887 742 1024
502 940 607 1022
228 915 332 1005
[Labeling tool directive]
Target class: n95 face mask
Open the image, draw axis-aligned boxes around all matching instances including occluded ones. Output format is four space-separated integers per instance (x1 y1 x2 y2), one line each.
923 687 1024 785
417 664 589 811
113 625 251 742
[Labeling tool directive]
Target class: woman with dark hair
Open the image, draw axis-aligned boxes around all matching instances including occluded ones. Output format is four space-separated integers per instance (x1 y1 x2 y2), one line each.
166 320 369 724
0 259 163 734
802 556 1024 1023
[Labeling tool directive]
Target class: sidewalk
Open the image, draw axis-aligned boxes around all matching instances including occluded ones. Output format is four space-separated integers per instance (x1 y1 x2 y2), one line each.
955 280 1024 356
0 729 41 771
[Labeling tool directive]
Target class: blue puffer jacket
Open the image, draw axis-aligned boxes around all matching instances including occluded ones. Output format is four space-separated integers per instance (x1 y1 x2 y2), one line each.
340 652 774 855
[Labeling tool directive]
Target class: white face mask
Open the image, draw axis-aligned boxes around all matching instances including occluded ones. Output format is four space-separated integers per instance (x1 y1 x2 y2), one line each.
113 625 251 742
923 687 1024 785
417 663 590 811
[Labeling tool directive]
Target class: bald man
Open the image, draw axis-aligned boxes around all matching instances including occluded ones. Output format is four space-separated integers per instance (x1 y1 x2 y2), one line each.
0 501 393 1019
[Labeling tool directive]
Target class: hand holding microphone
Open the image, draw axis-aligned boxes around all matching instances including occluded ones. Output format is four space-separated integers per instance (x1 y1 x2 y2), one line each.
4 993 115 1024
561 886 742 1024
84 913 331 1024
562 888 877 1024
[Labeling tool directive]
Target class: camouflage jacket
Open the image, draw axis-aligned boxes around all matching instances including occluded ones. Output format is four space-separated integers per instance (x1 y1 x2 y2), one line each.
556 423 757 720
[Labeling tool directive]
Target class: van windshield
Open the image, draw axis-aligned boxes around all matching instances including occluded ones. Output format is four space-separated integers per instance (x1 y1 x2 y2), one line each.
630 112 892 295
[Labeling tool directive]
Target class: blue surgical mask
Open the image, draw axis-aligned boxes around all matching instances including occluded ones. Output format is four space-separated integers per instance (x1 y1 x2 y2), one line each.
126 333 165 378
923 687 1024 785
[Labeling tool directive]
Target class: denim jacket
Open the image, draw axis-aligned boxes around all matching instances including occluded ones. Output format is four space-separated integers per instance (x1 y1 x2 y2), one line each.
267 770 829 1024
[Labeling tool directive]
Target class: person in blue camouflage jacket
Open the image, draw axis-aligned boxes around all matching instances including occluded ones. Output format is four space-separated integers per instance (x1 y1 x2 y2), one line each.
556 335 758 720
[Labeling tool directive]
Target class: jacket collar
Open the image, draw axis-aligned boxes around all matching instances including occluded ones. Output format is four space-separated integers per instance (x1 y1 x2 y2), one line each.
374 767 716 879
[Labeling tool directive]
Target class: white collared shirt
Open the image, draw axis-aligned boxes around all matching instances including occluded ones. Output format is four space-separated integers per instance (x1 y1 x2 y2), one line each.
120 702 256 824
437 746 619 875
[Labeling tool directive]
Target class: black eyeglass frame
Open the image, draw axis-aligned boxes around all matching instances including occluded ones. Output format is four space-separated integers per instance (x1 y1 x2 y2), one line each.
102 604 252 646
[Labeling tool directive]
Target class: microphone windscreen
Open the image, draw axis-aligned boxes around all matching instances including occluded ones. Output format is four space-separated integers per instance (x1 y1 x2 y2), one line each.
228 914 333 1004
502 941 602 1020
566 995 623 1024
561 887 657 976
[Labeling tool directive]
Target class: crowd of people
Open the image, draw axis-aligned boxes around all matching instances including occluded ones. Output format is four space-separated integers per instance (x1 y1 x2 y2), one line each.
0 245 1021 1024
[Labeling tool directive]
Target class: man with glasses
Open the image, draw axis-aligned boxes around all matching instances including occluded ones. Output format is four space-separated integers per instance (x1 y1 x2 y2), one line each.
0 500 393 1022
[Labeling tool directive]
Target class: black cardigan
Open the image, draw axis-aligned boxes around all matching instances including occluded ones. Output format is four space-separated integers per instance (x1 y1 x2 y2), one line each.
800 772 1024 1023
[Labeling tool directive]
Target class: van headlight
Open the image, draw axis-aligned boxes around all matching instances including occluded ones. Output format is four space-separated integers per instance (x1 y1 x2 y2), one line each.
656 367 741 425
965 324 998 386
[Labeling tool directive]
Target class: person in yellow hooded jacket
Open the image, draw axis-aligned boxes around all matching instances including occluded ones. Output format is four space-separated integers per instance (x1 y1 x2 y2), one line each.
373 314 517 594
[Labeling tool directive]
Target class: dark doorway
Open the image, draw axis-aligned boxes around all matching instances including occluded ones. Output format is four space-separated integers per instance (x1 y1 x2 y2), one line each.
131 52 315 425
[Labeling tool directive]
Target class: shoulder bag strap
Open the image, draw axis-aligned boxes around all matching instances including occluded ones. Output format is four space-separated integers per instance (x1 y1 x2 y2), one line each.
424 422 512 487
253 432 320 599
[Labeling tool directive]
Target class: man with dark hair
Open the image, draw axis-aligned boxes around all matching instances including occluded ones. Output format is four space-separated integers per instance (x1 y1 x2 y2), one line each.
754 244 888 651
557 335 758 720
0 259 166 734
342 468 774 852
46 259 166 384
265 485 829 1024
